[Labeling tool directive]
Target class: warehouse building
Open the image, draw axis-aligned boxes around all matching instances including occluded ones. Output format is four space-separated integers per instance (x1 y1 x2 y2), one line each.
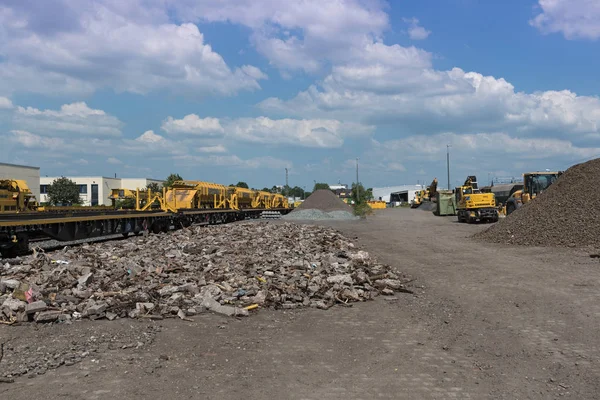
0 162 41 201
40 177 164 206
372 185 424 205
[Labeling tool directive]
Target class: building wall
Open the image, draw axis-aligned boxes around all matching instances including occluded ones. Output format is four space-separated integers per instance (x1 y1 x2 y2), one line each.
372 185 424 203
0 162 41 201
40 176 164 206
121 178 164 190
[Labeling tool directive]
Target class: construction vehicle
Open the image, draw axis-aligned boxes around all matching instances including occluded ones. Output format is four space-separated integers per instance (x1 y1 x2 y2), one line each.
410 188 429 208
504 171 563 215
0 179 37 212
456 176 498 223
428 178 438 201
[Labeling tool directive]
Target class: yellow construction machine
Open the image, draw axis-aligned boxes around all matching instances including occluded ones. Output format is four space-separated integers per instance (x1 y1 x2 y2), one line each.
504 171 562 215
0 179 37 212
455 176 498 223
410 188 429 208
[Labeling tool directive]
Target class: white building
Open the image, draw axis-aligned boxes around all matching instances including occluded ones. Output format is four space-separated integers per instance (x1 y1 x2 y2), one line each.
40 177 164 206
372 185 424 204
0 162 41 201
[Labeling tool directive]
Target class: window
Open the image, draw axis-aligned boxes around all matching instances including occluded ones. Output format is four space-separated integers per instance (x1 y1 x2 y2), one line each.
40 184 48 194
78 184 88 194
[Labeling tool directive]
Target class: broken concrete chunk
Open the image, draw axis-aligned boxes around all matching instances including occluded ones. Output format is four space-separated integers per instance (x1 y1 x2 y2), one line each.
86 303 107 315
25 301 47 314
201 297 248 317
326 274 353 285
35 311 62 322
2 297 27 312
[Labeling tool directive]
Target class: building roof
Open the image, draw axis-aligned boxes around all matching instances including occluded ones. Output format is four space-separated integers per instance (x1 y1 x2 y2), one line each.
0 162 40 170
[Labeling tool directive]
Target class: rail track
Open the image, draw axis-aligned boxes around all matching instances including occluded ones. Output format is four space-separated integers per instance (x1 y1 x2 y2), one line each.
0 207 290 258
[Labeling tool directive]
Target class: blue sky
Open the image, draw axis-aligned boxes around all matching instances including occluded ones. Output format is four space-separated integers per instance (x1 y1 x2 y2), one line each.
1 0 600 190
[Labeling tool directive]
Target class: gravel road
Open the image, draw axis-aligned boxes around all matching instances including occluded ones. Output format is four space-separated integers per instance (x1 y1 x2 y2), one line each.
1 208 599 399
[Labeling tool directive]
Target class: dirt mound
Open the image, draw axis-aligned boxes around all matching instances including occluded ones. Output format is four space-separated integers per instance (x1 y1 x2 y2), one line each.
418 201 436 212
295 189 353 213
476 158 600 248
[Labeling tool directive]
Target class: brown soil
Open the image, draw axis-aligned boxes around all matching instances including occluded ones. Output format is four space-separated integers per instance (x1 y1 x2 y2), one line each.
476 158 600 248
2 209 600 399
295 189 353 213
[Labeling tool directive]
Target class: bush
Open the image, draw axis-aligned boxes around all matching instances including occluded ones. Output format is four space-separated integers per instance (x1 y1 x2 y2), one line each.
353 202 373 217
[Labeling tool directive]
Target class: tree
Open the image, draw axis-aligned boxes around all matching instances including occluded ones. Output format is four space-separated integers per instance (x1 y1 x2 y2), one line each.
235 181 249 189
271 185 280 194
350 183 373 204
261 187 271 193
313 182 330 192
164 173 183 188
146 182 161 193
47 177 82 206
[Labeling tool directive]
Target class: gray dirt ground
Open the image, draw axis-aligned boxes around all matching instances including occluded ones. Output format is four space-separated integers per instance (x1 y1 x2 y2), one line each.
2 208 600 399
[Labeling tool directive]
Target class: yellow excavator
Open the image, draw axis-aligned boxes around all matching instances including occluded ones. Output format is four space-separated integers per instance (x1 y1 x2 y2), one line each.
456 176 498 223
505 171 562 215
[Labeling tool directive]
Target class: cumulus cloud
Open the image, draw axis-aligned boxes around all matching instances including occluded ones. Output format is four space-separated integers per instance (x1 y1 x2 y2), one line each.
177 154 292 170
0 1 266 96
162 115 224 136
0 97 13 109
14 102 122 137
179 0 390 73
197 145 227 153
404 18 431 40
530 0 600 40
107 157 123 165
9 130 64 149
225 117 374 148
135 130 165 143
260 65 600 141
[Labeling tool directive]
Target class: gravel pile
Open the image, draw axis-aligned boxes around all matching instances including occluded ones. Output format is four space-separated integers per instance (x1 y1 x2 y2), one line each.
0 222 410 324
284 190 357 220
476 158 600 248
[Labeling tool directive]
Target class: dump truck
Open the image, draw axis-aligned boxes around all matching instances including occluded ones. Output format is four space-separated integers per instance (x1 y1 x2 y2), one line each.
505 171 562 215
455 176 498 223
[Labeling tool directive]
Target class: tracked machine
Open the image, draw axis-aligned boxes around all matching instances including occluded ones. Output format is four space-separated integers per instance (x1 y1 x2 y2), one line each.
456 176 498 223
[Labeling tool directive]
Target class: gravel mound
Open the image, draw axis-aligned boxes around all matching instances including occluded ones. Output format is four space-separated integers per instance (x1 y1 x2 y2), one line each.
284 209 358 220
0 222 410 324
419 201 436 212
476 158 600 248
296 189 354 212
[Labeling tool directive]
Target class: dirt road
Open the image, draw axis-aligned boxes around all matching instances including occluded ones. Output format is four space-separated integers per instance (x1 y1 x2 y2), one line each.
2 208 599 399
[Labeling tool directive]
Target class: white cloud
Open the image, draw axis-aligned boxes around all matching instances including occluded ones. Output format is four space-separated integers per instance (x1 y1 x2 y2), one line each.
9 130 64 149
180 0 390 73
530 0 600 40
0 97 13 109
135 130 165 143
404 18 431 40
225 117 374 148
0 2 266 96
107 157 123 165
197 145 227 153
74 158 89 165
260 65 600 141
14 102 122 137
177 154 292 170
162 115 224 136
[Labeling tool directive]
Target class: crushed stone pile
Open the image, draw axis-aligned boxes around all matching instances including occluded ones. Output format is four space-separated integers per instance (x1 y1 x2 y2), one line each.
418 201 436 212
0 222 410 324
476 158 600 248
284 190 358 220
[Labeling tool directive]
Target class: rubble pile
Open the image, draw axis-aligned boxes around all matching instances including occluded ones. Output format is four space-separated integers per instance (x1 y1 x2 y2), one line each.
1 222 410 324
476 158 600 248
284 190 358 220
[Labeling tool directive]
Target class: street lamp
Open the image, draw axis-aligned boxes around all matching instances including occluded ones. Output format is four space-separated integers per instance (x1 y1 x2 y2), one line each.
446 145 451 190
356 157 360 202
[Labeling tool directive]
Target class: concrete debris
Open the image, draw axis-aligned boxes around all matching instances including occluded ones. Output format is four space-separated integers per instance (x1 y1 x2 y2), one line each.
0 222 410 324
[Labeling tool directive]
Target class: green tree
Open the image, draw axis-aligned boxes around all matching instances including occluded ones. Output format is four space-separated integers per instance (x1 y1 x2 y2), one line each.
313 182 330 192
350 183 373 204
235 181 249 189
47 177 83 206
271 185 280 194
146 182 161 193
164 173 183 188
261 187 272 193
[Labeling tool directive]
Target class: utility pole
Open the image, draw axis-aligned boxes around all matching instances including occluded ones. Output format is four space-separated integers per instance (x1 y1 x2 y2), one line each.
356 157 360 202
285 168 288 198
446 145 451 190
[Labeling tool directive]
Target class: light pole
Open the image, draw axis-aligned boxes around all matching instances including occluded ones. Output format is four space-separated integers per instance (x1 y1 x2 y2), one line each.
446 145 451 190
356 157 360 202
